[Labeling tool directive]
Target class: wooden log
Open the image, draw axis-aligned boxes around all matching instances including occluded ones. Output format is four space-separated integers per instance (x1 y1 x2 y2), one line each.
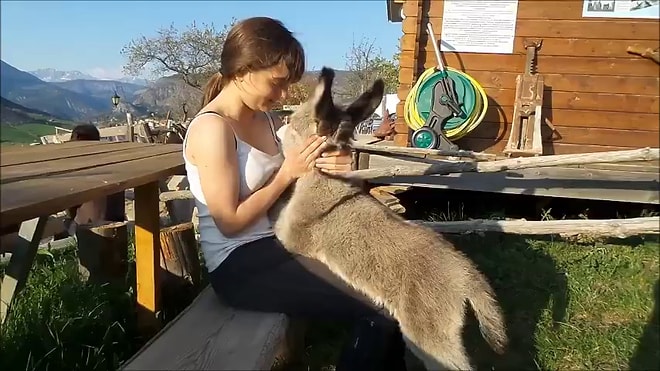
413 216 660 238
352 142 498 161
159 222 200 288
160 190 196 225
160 190 194 202
76 221 128 285
346 147 660 180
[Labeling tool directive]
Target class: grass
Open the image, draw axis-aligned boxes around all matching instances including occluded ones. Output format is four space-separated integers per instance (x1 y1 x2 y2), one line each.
0 122 75 144
457 235 658 370
0 247 142 371
1 205 658 370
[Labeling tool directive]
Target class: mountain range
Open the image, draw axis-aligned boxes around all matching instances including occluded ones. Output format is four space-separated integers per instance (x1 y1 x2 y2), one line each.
1 60 354 125
0 60 193 123
29 68 150 86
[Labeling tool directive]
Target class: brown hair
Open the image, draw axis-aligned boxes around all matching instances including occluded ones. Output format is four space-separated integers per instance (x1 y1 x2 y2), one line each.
201 17 305 106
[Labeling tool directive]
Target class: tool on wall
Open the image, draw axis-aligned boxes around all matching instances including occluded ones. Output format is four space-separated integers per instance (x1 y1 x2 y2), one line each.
404 22 489 150
626 45 660 65
503 39 544 157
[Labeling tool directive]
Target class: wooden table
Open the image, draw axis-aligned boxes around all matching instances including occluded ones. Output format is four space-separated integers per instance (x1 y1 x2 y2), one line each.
0 141 185 329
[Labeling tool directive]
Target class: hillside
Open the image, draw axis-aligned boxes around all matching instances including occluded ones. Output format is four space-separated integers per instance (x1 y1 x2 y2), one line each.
53 79 145 102
0 121 76 145
0 97 60 124
0 97 76 144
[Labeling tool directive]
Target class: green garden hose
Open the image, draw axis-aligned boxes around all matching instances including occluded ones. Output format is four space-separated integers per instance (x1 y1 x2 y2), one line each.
404 66 488 141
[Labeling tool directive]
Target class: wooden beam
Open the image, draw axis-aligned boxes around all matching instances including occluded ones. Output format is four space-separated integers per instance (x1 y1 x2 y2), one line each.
352 142 498 161
413 216 660 239
346 147 660 180
134 181 162 334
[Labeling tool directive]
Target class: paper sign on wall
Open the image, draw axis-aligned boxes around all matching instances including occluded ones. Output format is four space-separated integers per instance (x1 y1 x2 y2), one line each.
440 0 519 54
582 0 659 19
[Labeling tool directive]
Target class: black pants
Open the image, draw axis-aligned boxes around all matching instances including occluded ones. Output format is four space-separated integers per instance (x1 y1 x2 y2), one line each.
209 236 407 371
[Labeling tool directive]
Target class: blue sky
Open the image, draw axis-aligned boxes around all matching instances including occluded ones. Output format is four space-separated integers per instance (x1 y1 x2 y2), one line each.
0 0 402 79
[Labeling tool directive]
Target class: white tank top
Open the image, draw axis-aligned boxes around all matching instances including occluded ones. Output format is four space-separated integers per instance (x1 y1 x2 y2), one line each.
182 111 284 273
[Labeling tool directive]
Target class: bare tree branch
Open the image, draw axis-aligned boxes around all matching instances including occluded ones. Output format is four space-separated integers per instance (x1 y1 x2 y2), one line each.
120 20 236 90
342 36 400 99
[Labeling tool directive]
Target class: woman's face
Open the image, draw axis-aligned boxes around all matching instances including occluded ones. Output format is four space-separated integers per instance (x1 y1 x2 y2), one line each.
238 62 291 111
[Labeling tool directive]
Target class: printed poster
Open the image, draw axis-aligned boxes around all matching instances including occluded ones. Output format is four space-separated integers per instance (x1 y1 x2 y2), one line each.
582 0 660 18
440 0 519 54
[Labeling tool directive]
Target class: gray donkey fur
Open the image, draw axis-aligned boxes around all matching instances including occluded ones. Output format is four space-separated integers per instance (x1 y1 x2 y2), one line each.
269 67 508 370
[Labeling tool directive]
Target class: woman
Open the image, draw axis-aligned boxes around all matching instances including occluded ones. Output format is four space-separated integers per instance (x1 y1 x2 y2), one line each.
183 17 407 370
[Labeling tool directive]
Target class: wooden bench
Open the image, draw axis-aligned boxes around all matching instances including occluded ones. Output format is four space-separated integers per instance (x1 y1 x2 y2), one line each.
121 285 289 370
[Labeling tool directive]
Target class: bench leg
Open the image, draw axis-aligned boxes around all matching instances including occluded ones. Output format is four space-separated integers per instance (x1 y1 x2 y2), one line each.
0 216 48 324
134 181 162 335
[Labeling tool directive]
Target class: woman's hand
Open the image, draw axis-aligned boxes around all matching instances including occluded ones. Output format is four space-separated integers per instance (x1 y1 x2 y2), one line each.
315 148 354 174
281 135 328 182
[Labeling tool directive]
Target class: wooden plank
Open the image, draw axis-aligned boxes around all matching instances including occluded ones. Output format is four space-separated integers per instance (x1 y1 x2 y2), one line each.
365 155 660 204
134 181 161 334
405 19 660 41
121 286 288 371
464 122 659 149
0 152 184 229
2 145 182 183
0 141 100 157
395 0 423 148
397 69 660 96
401 33 660 59
400 51 660 77
396 95 660 132
0 142 169 167
404 0 660 22
399 85 659 114
452 136 641 155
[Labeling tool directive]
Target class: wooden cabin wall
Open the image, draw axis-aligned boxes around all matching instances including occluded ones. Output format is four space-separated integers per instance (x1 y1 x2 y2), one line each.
395 0 660 155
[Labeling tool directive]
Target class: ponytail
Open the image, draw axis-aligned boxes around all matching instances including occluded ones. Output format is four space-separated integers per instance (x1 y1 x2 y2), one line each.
202 72 225 106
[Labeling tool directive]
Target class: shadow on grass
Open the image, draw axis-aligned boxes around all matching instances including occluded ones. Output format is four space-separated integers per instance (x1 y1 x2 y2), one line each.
629 278 659 371
446 233 569 370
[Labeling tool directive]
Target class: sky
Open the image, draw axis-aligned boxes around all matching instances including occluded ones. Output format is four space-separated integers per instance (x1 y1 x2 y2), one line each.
0 0 402 80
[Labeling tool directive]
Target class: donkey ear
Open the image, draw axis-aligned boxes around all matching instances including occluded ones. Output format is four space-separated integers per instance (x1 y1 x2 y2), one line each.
345 78 385 123
310 67 335 121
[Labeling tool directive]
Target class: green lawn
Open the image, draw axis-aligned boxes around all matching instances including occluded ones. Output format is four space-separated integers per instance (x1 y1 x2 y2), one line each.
1 234 657 371
0 122 75 144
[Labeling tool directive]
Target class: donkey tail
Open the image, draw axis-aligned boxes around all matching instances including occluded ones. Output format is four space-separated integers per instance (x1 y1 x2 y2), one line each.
466 268 508 354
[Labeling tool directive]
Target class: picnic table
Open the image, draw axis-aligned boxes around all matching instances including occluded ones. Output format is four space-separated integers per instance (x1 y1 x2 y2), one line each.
0 141 184 329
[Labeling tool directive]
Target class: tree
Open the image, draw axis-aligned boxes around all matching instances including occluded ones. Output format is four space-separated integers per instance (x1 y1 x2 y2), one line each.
120 20 236 90
282 77 315 106
343 36 400 98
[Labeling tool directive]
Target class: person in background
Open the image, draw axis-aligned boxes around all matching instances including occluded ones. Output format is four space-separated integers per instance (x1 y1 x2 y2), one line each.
183 16 407 371
64 124 125 234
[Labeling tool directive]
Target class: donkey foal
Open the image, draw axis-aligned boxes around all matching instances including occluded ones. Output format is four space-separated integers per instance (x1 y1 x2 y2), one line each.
269 67 508 371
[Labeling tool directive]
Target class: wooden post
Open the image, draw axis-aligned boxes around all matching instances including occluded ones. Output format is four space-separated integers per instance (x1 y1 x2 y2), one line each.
159 222 200 288
76 221 128 285
0 216 48 324
126 112 134 142
134 181 161 333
